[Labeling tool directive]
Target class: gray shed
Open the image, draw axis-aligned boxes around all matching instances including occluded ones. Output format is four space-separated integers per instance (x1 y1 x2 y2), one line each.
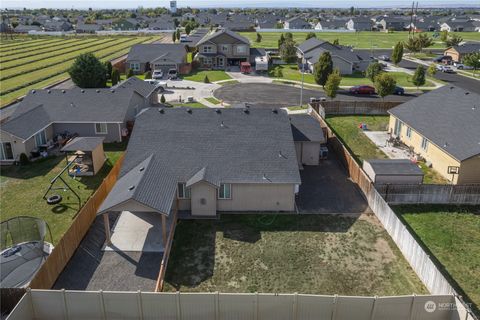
363 159 424 185
61 137 106 176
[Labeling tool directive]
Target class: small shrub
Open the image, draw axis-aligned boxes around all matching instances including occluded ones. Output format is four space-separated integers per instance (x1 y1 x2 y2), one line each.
203 75 210 83
274 68 283 78
145 71 152 79
19 153 29 165
127 68 134 79
160 94 166 104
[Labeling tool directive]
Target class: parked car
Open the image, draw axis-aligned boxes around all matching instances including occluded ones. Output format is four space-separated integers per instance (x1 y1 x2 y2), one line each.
433 55 452 64
453 62 473 70
437 65 455 73
349 85 376 95
167 68 178 80
393 86 405 95
152 70 163 79
378 55 391 61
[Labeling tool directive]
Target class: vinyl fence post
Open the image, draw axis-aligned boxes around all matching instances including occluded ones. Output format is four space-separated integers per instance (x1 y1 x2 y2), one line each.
292 292 298 320
137 290 144 320
369 296 377 320
176 291 182 320
99 290 106 320
409 294 416 320
215 292 219 320
62 289 69 320
254 292 259 320
331 294 338 320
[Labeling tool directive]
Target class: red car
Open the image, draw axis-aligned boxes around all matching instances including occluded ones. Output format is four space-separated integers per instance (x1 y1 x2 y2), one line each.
349 85 376 95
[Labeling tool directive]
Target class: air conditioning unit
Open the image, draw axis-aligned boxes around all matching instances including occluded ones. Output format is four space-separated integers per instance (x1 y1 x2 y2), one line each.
320 146 328 159
186 96 194 103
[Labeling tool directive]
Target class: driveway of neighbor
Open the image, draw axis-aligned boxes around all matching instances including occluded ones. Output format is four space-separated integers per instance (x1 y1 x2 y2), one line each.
296 153 369 215
161 79 220 107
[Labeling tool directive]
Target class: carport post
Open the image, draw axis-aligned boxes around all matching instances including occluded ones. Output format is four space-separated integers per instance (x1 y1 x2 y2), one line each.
162 215 167 247
103 213 111 245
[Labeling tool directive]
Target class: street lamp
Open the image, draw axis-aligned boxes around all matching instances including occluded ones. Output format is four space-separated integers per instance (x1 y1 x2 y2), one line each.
295 46 306 108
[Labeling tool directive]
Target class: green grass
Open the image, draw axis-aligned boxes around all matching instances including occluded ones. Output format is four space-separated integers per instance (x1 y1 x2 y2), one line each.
239 31 480 49
205 97 222 105
182 70 232 83
418 161 449 184
0 143 124 244
164 214 426 295
395 205 480 313
287 105 308 111
218 79 240 86
172 102 208 108
269 65 435 88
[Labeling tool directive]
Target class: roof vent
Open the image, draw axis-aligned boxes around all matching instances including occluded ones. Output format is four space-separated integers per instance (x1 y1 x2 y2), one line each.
47 90 51 94
243 109 250 114
128 185 135 191
186 108 192 114
81 89 85 93
70 102 75 108
272 109 278 114
220 121 225 127
215 109 221 114
278 150 286 158
450 86 454 90
443 142 448 148
111 89 115 93
139 167 145 172
62 90 66 93
465 92 469 95
159 108 165 114
96 89 100 93
31 90 36 94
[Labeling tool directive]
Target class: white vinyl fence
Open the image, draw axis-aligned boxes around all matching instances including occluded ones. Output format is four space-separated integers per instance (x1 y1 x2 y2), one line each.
7 290 462 320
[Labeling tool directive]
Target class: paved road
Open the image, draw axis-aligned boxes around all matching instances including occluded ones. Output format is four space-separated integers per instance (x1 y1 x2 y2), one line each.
214 83 416 108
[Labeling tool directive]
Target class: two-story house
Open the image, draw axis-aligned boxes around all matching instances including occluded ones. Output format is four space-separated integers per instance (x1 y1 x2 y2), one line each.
195 28 251 69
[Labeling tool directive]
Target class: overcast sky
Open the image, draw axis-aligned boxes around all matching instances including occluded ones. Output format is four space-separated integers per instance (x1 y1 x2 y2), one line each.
2 0 479 9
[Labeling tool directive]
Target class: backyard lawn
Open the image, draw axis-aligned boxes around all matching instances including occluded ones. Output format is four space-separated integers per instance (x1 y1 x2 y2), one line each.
164 214 426 295
0 143 124 244
182 70 231 83
325 115 448 184
172 102 208 108
269 65 435 88
240 31 480 49
395 205 480 313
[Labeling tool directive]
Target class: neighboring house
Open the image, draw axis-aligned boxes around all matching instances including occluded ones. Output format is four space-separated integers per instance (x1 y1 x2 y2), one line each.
317 19 348 31
346 17 373 31
98 108 324 218
440 20 477 32
444 42 480 62
112 18 139 31
284 16 311 30
256 16 278 29
0 78 159 163
14 24 42 33
148 19 175 30
388 86 480 184
221 19 255 31
43 21 73 32
378 17 409 31
195 28 251 69
75 23 103 33
297 38 371 75
126 43 190 75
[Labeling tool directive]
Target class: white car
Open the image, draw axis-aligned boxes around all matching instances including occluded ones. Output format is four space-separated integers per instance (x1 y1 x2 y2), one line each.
152 70 164 79
453 62 473 70
436 65 455 73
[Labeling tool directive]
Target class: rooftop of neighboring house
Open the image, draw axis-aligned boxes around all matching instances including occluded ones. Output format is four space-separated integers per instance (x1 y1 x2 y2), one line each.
75 23 103 31
126 43 187 64
1 78 157 141
449 42 480 54
298 38 367 63
196 28 250 46
388 86 480 162
98 107 303 215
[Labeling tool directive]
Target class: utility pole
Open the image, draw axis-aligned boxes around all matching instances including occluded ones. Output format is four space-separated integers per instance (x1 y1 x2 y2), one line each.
295 46 306 108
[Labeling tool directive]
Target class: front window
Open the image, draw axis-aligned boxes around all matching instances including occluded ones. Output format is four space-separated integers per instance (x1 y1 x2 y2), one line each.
218 183 231 199
34 130 47 147
177 183 191 199
130 62 140 72
221 45 229 52
236 45 247 54
421 137 429 151
393 119 403 136
95 123 108 134
0 142 13 160
406 127 412 139
203 45 213 53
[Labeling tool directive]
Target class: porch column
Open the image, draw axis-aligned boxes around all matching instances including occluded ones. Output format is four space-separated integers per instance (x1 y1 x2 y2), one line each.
103 213 111 245
162 215 167 247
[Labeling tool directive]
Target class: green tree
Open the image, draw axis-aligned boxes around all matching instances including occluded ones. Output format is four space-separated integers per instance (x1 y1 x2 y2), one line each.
440 30 448 42
160 94 166 104
427 63 437 76
374 73 396 101
126 68 134 78
332 39 339 45
403 37 422 53
391 42 404 65
176 28 181 41
324 69 341 100
185 23 192 35
278 33 285 48
417 33 434 51
445 34 463 47
365 62 383 82
412 65 426 88
104 61 112 79
285 32 293 40
313 51 333 87
203 75 210 83
144 70 152 79
111 68 120 86
279 38 297 63
172 31 176 42
68 53 107 88
463 52 480 76
306 32 316 40
256 32 262 43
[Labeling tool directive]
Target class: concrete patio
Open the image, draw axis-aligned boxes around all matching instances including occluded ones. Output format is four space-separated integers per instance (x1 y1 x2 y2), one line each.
363 131 411 160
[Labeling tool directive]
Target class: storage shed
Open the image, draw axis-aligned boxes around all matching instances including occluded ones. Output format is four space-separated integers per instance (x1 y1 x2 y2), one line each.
363 159 424 185
289 114 326 167
61 137 106 176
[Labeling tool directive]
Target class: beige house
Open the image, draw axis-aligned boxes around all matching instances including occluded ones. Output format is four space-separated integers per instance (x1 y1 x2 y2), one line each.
388 86 480 184
195 28 251 69
443 42 480 62
98 108 325 222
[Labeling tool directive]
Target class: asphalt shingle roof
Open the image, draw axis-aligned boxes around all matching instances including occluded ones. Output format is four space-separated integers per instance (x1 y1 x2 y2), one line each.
388 86 480 161
196 28 250 46
289 114 326 142
365 159 424 176
126 44 187 64
61 137 105 152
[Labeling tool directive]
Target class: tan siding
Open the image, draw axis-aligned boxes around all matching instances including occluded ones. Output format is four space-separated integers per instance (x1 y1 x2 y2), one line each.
301 142 321 165
458 156 480 184
191 182 217 216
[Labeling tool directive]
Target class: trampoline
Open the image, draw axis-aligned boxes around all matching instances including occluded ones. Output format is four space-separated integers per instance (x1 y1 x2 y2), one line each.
1 216 53 288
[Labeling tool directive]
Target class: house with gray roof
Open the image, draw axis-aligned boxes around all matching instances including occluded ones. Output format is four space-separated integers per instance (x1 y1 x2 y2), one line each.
388 86 480 184
346 17 373 31
0 78 159 163
98 108 324 219
75 23 103 33
444 42 480 62
297 38 372 75
126 43 190 75
284 16 311 30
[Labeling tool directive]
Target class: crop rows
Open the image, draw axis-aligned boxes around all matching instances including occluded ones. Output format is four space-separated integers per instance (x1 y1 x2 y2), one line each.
0 38 69 56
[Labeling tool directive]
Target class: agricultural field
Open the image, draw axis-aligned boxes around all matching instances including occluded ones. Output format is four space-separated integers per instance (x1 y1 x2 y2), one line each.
240 31 480 49
0 35 163 108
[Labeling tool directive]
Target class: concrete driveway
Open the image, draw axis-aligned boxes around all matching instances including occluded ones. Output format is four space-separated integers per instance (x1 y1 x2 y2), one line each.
160 79 221 107
296 154 369 215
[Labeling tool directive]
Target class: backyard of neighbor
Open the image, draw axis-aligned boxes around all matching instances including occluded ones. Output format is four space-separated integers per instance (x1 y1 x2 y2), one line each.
0 144 124 244
164 214 427 296
324 115 448 184
395 205 480 313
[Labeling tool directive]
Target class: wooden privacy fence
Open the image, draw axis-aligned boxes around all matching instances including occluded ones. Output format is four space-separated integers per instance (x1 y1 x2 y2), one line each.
376 183 480 205
310 100 401 116
312 109 477 319
28 154 125 290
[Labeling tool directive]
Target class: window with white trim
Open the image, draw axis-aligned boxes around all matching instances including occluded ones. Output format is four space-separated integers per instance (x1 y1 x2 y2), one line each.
203 45 213 53
221 45 229 52
130 62 140 72
421 137 429 151
0 142 13 160
95 123 108 134
236 45 247 54
177 183 191 199
34 130 47 147
218 183 231 199
406 126 412 139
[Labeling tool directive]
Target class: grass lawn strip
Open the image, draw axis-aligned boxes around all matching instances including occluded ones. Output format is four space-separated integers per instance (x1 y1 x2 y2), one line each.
164 214 426 295
0 144 124 244
172 102 208 108
205 97 222 105
183 70 232 82
0 38 71 57
0 38 50 49
395 205 480 312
